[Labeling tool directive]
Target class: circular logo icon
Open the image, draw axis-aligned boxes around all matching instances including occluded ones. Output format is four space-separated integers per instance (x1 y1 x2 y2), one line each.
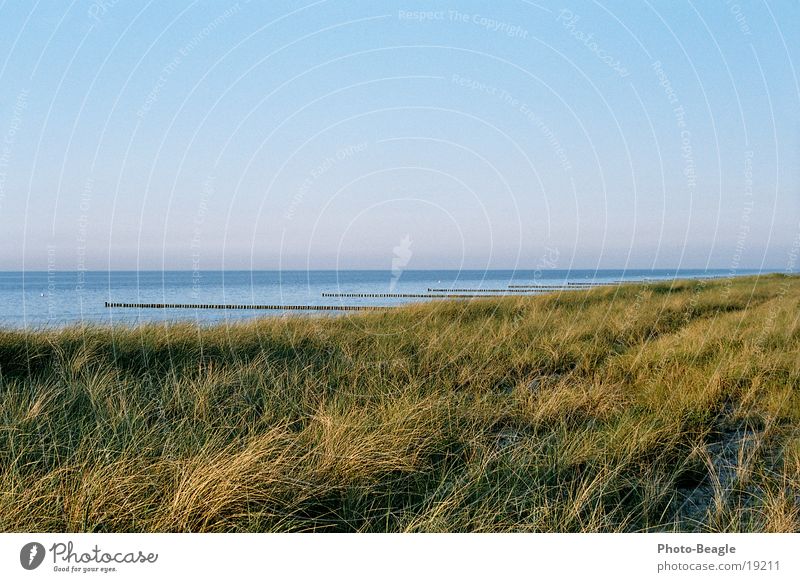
20 542 46 570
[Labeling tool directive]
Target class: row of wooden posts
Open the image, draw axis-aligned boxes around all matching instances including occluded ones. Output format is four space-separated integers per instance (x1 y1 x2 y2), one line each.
105 281 633 311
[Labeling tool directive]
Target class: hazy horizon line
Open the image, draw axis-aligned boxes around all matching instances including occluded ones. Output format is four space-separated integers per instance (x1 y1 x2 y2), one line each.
0 267 788 274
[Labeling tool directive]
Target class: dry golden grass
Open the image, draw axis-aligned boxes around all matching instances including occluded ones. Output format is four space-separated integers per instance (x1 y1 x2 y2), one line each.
0 274 797 531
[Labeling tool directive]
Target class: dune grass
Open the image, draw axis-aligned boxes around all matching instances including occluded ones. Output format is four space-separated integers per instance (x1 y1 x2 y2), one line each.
0 274 798 532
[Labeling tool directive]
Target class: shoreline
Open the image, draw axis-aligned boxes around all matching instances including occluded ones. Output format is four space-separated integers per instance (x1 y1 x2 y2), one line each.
0 272 784 331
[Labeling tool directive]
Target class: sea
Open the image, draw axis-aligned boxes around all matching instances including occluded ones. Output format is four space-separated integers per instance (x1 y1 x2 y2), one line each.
0 269 765 328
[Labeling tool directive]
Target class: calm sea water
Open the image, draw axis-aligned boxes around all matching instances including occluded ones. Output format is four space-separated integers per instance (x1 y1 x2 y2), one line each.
0 269 763 328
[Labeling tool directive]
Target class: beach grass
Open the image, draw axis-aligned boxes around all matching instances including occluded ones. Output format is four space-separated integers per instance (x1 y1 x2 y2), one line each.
0 274 798 532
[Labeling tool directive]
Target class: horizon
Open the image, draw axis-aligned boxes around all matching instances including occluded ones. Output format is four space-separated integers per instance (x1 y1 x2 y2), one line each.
0 266 787 274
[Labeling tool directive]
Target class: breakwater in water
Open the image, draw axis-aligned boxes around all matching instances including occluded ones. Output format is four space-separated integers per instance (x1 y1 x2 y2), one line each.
105 301 385 312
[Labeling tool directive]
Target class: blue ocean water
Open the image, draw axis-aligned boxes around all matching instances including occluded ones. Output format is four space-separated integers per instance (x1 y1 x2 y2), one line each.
0 269 763 328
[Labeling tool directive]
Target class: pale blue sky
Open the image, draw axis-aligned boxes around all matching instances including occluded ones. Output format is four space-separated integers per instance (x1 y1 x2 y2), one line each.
0 1 797 270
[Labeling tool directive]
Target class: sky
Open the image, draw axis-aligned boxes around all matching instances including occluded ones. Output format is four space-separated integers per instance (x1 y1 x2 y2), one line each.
0 0 798 271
